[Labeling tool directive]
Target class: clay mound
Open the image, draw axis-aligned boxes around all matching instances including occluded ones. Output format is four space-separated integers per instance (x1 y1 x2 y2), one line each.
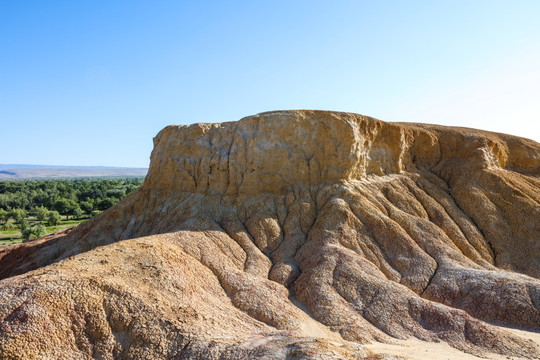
1 110 539 359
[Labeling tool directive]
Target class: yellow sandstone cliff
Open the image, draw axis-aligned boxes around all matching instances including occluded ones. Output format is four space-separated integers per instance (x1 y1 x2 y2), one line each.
0 110 539 359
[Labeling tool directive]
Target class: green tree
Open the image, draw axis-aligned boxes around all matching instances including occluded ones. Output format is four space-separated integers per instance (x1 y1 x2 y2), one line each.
18 219 29 231
97 197 119 211
106 188 125 200
2 222 15 231
47 211 61 226
0 194 9 210
72 206 83 219
53 198 69 215
125 184 138 194
8 191 29 210
80 200 94 215
10 208 27 223
33 206 49 223
0 208 9 225
53 198 77 219
22 224 47 241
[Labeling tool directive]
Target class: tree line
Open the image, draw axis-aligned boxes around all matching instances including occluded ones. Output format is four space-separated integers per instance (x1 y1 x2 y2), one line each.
0 177 144 240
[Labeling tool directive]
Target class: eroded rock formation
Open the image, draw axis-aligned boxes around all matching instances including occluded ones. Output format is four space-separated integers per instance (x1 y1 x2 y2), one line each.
1 110 539 359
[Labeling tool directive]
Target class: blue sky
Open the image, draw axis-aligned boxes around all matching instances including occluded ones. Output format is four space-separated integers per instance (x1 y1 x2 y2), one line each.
1 1 539 167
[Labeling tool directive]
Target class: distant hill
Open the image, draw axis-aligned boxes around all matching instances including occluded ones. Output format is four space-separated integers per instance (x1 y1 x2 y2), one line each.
0 164 147 180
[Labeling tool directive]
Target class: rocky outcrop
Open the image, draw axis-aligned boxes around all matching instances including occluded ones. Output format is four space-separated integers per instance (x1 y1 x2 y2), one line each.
1 110 539 359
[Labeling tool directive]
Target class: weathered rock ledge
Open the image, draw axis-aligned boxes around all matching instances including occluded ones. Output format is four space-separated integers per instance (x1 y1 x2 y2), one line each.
0 110 539 359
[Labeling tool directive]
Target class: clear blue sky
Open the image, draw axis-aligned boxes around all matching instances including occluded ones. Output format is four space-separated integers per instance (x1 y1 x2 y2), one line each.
2 1 539 167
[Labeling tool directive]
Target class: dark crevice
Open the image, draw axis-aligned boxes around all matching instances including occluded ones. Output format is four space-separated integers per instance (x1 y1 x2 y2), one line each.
343 202 400 281
170 338 192 360
403 178 487 266
344 196 403 280
420 261 439 297
425 170 498 264
378 199 439 286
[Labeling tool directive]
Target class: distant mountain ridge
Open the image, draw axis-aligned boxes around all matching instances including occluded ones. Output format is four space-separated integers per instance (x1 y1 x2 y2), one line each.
0 164 147 179
0 164 145 170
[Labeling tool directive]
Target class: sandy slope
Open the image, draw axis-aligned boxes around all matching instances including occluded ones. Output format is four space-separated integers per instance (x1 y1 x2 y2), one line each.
367 327 540 360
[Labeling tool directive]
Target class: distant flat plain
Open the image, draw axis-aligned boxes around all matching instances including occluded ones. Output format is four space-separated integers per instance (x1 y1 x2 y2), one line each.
0 164 147 180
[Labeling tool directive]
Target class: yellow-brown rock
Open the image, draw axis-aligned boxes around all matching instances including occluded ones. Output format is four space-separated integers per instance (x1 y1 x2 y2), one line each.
0 110 539 359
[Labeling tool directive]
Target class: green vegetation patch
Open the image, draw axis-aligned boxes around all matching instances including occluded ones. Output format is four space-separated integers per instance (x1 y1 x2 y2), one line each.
0 177 144 244
0 238 23 246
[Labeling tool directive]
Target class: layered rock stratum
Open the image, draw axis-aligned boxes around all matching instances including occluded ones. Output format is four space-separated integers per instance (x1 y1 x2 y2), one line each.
0 110 539 359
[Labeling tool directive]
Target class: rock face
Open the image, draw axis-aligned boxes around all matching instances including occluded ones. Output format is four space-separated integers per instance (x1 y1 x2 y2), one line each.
0 110 539 359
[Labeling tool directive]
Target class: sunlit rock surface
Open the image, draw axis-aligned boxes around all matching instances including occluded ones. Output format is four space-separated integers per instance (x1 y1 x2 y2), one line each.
1 110 539 359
